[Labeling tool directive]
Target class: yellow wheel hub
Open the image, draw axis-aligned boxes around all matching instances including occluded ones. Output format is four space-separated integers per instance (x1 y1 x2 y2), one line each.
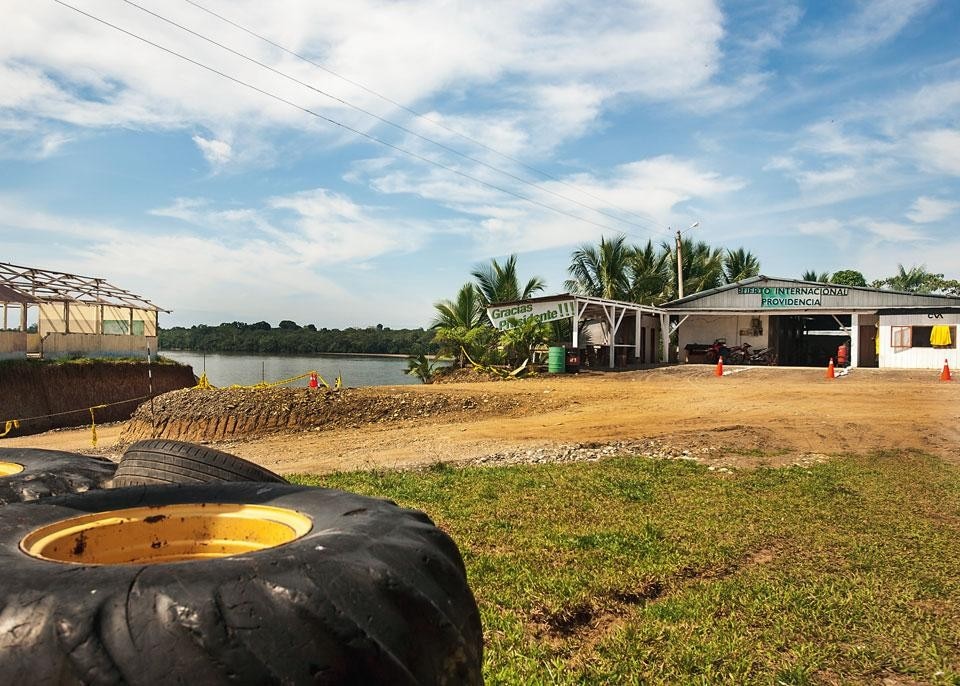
0 462 24 477
21 503 313 565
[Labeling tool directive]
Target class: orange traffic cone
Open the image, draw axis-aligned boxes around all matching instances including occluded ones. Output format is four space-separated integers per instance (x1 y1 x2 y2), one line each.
826 358 835 379
941 359 952 382
715 357 724 377
308 372 319 388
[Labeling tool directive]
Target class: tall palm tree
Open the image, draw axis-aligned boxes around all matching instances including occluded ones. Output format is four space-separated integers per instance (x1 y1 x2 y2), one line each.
664 238 724 300
627 239 671 304
801 270 830 282
723 248 761 284
564 234 634 300
471 255 546 307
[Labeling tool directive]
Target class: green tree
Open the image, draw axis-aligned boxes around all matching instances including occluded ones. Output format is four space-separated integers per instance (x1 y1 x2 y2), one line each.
723 248 761 284
802 270 831 282
499 317 551 367
883 264 938 293
627 240 671 304
471 255 546 307
431 283 487 367
829 270 867 287
565 234 634 300
666 238 724 300
405 352 441 384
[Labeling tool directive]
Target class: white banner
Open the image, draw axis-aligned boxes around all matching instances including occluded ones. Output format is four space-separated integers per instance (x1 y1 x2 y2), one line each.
487 300 576 331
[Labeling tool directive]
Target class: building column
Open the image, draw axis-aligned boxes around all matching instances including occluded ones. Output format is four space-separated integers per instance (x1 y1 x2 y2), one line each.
634 313 641 360
572 303 579 349
850 313 860 368
660 313 670 363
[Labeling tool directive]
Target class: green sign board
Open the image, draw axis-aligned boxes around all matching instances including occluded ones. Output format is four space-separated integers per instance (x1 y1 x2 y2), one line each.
737 286 849 309
487 300 576 330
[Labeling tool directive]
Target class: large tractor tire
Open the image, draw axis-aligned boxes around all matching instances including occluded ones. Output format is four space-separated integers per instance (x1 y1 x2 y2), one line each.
0 482 483 685
112 439 286 486
0 448 116 505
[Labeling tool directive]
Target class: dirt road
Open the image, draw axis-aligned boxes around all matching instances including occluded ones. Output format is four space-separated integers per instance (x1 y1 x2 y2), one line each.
4 366 957 474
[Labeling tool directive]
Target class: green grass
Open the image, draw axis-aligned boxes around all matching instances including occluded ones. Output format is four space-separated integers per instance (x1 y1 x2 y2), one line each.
291 452 960 685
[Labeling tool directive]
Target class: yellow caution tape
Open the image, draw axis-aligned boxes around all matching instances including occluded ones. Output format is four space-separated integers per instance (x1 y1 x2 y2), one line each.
200 370 344 391
89 404 107 448
194 371 216 389
0 419 21 438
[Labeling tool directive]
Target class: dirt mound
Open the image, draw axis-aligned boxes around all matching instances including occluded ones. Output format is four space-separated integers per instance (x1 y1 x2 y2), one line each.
120 385 522 444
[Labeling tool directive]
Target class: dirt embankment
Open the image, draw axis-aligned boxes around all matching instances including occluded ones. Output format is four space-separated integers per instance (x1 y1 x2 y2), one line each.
6 366 959 475
120 385 528 443
0 360 196 437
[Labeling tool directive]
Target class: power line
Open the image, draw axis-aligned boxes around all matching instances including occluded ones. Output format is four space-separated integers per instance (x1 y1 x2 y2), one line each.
52 0 645 238
181 0 670 237
120 0 666 240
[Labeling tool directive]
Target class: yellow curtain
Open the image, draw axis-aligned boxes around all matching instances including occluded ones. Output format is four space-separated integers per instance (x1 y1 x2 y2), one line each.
930 325 952 347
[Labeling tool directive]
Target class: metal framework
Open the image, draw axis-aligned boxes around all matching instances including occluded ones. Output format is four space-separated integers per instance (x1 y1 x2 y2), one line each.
0 262 167 311
487 293 667 368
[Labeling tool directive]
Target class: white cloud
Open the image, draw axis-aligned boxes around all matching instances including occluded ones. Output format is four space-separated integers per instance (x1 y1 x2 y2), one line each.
796 218 843 236
807 0 936 56
0 195 415 326
799 120 891 159
906 196 959 223
192 135 233 167
0 1 749 169
853 218 929 242
907 128 960 176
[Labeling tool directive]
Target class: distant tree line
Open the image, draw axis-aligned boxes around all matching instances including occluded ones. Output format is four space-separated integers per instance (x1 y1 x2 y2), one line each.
159 321 437 355
801 265 960 294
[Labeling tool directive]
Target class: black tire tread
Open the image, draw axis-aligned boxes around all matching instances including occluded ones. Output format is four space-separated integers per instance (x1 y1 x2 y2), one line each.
113 439 285 486
0 483 483 684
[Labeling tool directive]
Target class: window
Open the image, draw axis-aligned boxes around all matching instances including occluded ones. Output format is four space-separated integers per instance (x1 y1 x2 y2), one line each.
891 326 911 349
892 325 956 349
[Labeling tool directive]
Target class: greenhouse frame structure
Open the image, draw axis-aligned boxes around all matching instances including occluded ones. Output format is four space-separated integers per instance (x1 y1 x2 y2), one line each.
0 262 168 360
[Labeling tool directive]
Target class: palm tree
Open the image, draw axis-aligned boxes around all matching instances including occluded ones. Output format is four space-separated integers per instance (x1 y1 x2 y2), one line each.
471 255 545 307
723 248 760 284
627 239 671 304
431 283 486 367
884 264 934 293
801 270 830 282
564 234 634 300
664 238 724 300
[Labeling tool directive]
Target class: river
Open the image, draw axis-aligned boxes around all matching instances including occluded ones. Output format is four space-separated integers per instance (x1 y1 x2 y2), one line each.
159 351 420 388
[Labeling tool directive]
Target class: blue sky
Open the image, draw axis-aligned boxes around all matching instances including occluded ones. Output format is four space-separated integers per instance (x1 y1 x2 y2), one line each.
1 0 958 328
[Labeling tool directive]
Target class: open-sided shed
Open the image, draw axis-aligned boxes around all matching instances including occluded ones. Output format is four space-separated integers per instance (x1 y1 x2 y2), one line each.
487 294 665 368
0 262 168 360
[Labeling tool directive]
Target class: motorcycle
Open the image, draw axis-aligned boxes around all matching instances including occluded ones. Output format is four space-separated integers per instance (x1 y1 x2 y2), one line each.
722 342 778 365
704 339 730 364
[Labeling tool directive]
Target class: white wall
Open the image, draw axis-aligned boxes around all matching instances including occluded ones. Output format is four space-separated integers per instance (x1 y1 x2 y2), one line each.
676 315 769 360
879 313 959 369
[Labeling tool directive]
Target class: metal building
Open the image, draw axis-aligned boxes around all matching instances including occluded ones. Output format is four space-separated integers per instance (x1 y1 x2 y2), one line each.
661 276 960 369
0 262 168 360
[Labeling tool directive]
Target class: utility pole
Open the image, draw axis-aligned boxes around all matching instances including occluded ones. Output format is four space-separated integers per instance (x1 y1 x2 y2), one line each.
674 221 700 300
